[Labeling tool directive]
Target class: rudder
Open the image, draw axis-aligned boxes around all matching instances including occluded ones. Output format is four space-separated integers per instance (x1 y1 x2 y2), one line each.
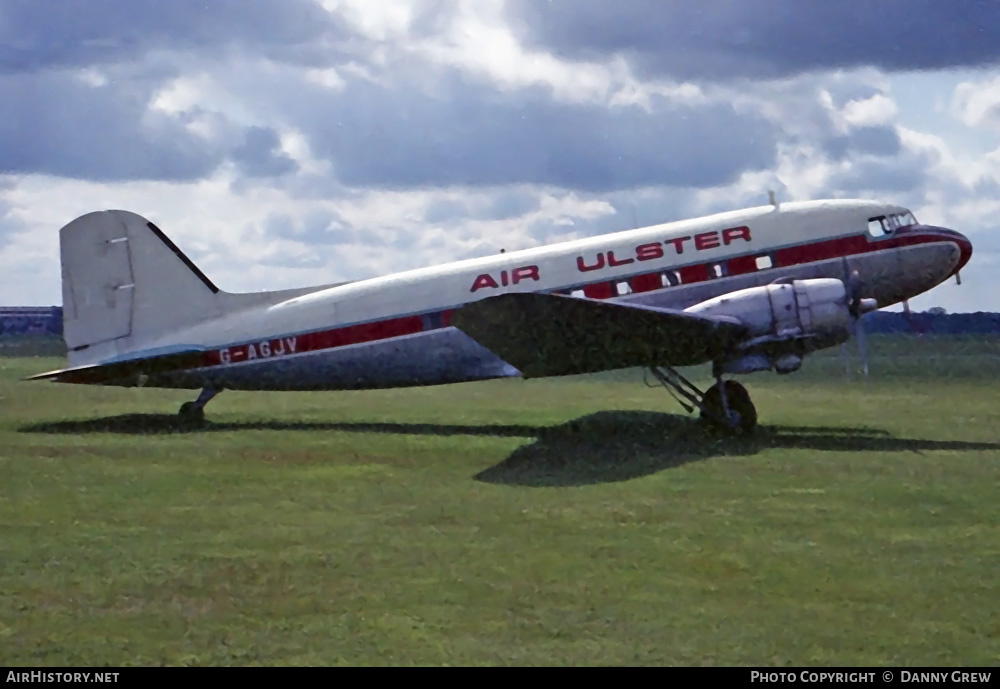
60 210 224 366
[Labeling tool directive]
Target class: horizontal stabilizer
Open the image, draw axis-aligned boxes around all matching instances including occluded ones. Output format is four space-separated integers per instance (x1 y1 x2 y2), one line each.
25 348 206 385
450 292 748 378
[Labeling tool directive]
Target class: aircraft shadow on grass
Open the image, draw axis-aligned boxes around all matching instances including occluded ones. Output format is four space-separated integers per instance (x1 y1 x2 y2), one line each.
19 411 1000 487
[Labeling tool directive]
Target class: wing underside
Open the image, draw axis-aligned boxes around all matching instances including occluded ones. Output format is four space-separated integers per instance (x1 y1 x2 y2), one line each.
450 292 748 378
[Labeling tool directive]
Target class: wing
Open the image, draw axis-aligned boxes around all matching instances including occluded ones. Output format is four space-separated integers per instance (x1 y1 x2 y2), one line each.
450 292 749 378
25 347 207 385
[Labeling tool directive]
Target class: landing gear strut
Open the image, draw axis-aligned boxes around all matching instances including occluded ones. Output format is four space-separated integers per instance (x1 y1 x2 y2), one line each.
178 386 221 423
646 365 758 434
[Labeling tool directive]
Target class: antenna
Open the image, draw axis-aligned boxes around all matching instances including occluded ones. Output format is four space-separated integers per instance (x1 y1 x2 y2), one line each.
768 190 779 209
629 203 639 230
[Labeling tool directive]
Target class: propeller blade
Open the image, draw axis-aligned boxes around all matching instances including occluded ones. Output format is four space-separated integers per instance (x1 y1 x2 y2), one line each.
840 343 852 382
853 316 870 383
840 257 875 382
840 258 866 317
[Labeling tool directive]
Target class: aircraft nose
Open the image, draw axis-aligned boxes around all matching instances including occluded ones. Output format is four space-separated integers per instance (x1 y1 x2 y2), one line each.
910 224 973 276
952 231 973 273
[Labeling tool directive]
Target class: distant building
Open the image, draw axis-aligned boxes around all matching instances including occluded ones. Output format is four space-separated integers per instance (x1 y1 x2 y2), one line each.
0 306 62 336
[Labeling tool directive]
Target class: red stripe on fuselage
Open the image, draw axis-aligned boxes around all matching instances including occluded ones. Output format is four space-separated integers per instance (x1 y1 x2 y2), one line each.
726 255 758 275
678 264 710 284
81 229 955 382
774 234 869 266
205 315 424 367
628 273 662 293
198 231 953 370
583 282 614 299
775 231 959 268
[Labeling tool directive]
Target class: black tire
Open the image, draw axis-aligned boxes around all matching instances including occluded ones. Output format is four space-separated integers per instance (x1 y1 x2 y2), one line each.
178 401 205 423
700 380 757 434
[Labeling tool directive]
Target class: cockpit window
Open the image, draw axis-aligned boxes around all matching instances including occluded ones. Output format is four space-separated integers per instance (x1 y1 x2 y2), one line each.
867 211 918 236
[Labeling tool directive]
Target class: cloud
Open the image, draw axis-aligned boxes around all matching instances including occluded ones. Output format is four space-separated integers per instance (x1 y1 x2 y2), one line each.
0 64 310 182
0 70 232 181
0 1 352 183
828 153 930 195
842 93 899 127
824 125 902 160
506 1 1000 82
285 65 778 191
0 198 22 250
262 207 357 247
232 126 299 178
0 1 997 317
952 75 1000 130
0 0 344 74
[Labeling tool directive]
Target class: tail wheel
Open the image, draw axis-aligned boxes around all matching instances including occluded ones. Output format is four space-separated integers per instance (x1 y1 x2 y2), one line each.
700 380 757 434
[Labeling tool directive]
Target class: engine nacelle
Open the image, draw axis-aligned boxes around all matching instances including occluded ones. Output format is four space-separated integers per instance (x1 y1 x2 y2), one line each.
684 278 859 374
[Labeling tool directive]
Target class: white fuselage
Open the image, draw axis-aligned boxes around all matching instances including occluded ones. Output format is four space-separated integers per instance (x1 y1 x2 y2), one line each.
93 199 973 390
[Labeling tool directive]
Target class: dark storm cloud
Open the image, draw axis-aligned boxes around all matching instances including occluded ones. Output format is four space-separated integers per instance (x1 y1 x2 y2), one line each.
506 0 1000 81
0 0 344 181
0 71 303 182
0 72 223 180
0 0 343 73
301 70 777 191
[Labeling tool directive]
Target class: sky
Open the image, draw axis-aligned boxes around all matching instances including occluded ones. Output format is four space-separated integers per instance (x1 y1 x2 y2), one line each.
2 0 999 313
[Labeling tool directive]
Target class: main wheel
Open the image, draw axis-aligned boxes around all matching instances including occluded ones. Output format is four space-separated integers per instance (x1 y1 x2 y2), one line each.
700 380 757 434
178 401 205 424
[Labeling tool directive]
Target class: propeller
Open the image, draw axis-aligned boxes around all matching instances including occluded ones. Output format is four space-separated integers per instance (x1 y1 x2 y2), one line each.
840 258 878 382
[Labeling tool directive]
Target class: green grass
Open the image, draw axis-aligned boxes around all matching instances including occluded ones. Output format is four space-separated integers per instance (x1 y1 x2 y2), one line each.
2 335 999 666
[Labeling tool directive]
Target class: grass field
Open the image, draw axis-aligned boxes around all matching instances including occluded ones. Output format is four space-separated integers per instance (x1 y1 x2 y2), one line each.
2 335 999 666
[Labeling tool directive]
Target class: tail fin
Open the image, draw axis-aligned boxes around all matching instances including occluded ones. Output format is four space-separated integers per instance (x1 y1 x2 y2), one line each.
59 210 226 365
58 209 349 368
